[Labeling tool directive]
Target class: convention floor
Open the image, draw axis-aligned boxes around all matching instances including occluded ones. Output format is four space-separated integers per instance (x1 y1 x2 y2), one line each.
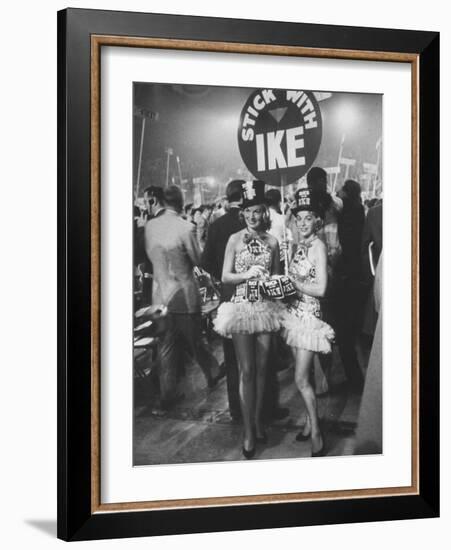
133 336 364 466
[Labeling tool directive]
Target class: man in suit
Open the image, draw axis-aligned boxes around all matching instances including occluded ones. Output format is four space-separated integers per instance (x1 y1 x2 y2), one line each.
136 186 165 304
354 254 383 454
361 200 383 338
335 179 366 392
362 200 383 279
145 185 220 409
202 180 245 421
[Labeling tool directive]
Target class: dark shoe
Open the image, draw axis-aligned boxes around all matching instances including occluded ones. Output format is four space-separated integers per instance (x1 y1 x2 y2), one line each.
242 445 256 459
157 392 185 412
311 434 326 457
150 407 168 418
295 430 311 442
271 407 290 421
215 363 227 381
296 419 312 442
208 366 227 389
275 358 292 372
207 374 221 389
311 445 326 457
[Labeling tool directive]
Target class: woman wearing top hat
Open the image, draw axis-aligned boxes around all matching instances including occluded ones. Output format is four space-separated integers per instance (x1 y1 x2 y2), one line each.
280 187 335 457
214 180 281 459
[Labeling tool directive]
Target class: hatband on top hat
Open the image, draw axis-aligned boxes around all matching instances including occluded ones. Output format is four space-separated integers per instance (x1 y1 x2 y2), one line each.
292 187 323 216
241 180 266 208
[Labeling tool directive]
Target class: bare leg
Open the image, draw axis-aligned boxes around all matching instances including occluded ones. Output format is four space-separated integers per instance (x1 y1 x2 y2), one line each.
294 348 323 454
254 333 272 439
232 333 256 452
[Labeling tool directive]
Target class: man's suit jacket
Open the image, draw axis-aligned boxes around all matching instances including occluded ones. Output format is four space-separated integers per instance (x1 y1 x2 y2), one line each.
362 202 383 278
201 207 245 301
145 210 201 313
338 198 365 279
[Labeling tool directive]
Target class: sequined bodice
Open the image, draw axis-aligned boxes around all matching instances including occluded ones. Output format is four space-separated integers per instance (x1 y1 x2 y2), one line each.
231 235 273 304
287 241 322 318
234 236 272 275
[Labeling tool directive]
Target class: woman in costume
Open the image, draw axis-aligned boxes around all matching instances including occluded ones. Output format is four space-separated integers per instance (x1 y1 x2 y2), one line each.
214 180 281 459
280 188 335 457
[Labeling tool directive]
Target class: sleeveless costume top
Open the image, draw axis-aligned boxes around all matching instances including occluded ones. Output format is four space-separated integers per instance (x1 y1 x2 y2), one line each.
280 238 335 353
286 241 323 319
213 233 281 337
231 235 272 303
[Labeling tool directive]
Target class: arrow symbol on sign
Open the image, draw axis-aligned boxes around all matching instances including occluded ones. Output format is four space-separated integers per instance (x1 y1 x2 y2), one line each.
269 107 288 124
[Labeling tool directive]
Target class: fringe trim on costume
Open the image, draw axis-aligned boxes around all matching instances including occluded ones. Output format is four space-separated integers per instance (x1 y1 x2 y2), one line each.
280 310 335 354
214 301 282 338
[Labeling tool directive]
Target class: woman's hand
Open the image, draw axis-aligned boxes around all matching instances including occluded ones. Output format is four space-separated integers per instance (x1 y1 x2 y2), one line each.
245 265 267 280
279 239 289 256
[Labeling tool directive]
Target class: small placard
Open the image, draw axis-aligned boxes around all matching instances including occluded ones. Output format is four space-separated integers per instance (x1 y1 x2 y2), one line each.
262 278 284 299
246 279 261 302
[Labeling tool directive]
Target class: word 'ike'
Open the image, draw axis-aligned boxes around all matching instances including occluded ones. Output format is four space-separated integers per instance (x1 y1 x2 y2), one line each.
256 127 305 171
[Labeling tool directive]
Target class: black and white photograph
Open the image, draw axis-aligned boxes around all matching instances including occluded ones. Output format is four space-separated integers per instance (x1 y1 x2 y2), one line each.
132 82 383 466
0 0 445 545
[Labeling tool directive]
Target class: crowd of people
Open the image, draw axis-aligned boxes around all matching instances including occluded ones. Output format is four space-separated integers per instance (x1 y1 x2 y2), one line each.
134 167 383 459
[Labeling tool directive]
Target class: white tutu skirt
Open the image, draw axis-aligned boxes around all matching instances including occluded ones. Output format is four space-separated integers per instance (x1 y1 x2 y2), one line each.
280 309 335 354
214 300 282 338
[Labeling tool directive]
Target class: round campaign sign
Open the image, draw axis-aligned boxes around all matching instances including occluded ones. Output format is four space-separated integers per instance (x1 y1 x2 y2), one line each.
237 89 322 187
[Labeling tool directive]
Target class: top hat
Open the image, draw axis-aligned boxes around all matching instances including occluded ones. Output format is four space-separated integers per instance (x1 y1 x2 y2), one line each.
241 180 266 208
292 187 323 216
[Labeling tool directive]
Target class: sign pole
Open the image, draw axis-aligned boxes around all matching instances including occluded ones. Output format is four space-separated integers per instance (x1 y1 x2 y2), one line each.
134 108 158 199
176 155 183 185
165 148 172 188
375 137 382 196
333 133 345 193
280 174 289 276
135 117 146 200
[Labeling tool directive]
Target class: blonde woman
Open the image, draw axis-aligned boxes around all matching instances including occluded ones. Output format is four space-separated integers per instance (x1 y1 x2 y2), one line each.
280 188 335 457
214 181 281 459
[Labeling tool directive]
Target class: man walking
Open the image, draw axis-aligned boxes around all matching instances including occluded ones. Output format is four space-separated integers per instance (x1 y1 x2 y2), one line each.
145 185 220 410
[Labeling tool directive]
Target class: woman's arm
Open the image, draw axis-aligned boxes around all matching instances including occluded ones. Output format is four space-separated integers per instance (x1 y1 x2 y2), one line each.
293 240 328 298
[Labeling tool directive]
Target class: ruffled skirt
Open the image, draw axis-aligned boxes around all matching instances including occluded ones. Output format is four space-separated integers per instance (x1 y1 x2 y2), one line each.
280 306 335 354
214 300 282 338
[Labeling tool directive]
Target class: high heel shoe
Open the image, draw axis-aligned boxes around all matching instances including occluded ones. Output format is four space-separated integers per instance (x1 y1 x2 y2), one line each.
242 445 256 459
311 434 326 457
295 422 311 442
311 445 326 457
295 429 311 442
